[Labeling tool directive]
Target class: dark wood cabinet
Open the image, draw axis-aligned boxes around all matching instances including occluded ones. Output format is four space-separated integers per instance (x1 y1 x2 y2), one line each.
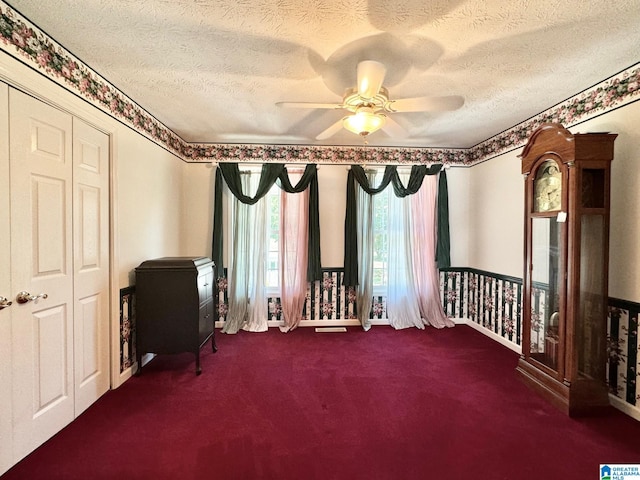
516 123 616 415
135 257 217 375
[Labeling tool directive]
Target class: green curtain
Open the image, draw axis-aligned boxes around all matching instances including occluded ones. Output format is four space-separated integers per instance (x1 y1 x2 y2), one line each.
219 163 284 204
211 170 224 273
436 170 451 269
343 164 449 287
211 163 322 281
343 169 359 287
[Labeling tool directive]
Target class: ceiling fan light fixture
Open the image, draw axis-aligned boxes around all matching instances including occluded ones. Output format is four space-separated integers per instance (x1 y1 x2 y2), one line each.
343 108 386 137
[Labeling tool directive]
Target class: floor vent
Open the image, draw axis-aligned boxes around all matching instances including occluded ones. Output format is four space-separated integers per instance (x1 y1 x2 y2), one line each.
314 327 348 333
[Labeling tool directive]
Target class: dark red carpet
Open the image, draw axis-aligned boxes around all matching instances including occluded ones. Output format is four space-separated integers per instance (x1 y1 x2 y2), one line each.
3 325 639 479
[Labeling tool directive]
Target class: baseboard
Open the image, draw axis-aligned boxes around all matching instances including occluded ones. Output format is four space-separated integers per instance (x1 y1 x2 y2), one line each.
462 320 639 421
112 353 154 389
461 319 522 355
115 365 133 388
215 319 366 329
125 319 640 422
291 319 363 327
609 394 640 422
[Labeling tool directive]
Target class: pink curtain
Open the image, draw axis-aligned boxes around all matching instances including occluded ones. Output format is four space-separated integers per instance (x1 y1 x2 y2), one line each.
411 174 454 328
279 171 309 332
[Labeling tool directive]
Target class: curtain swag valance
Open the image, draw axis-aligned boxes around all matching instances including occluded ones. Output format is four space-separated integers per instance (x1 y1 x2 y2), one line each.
212 163 322 282
343 164 451 287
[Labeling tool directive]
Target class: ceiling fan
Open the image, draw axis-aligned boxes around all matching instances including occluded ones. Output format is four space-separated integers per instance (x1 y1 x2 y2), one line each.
277 60 464 142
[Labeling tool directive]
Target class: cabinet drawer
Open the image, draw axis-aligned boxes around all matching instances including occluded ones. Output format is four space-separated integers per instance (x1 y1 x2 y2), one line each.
198 270 214 303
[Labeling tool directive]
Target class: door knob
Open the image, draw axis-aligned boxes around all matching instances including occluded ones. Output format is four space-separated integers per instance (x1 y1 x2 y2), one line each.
16 291 48 304
0 296 12 310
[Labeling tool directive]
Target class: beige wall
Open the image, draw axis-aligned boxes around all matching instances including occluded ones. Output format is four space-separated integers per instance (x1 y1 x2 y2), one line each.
181 163 350 269
5 45 637 305
577 101 640 301
0 54 188 292
181 163 216 258
317 166 348 267
458 101 640 302
116 129 185 286
456 151 525 278
182 108 640 308
446 167 472 268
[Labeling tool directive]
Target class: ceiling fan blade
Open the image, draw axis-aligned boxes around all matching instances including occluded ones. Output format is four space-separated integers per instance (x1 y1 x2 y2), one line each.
381 116 409 138
316 118 345 140
276 101 342 109
388 95 464 113
357 61 386 99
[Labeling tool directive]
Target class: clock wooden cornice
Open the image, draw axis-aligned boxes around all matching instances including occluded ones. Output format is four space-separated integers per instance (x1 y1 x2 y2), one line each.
521 123 617 176
520 123 574 176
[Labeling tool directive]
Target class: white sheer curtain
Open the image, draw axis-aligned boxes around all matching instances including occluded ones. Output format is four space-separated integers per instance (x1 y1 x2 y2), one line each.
386 170 423 329
355 168 451 330
411 175 454 328
279 169 309 332
356 176 374 331
222 173 268 334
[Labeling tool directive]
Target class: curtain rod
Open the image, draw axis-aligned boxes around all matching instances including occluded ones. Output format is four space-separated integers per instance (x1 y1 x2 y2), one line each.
346 163 450 170
210 161 319 170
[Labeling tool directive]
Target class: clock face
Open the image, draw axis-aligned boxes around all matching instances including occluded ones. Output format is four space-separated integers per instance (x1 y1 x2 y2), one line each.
533 159 562 212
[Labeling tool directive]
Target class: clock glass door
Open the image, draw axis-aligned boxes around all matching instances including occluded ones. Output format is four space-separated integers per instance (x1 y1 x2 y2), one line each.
530 216 563 371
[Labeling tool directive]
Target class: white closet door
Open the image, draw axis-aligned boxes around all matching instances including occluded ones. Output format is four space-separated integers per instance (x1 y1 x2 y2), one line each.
72 117 110 416
0 83 13 476
9 89 75 462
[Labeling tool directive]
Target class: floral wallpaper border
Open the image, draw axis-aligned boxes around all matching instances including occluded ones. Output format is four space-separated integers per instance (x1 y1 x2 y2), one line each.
1 1 639 166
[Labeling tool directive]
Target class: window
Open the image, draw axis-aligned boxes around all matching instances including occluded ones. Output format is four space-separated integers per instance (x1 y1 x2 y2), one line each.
265 185 280 290
370 168 412 291
218 163 317 333
372 181 388 288
344 164 451 329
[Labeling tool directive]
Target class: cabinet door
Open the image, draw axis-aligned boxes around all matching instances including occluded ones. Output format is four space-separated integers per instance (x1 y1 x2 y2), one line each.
9 89 75 462
199 298 214 345
0 82 12 476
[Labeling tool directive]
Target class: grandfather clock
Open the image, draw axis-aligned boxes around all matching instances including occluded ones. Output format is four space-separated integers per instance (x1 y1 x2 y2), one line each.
515 123 616 416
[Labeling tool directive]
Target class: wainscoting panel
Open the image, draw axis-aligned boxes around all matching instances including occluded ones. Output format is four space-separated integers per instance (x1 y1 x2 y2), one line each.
441 268 522 347
608 298 639 409
118 286 135 374
218 269 360 323
121 267 639 415
441 267 640 415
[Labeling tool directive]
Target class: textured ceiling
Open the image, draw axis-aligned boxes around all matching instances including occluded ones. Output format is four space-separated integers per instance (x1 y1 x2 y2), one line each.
5 0 640 148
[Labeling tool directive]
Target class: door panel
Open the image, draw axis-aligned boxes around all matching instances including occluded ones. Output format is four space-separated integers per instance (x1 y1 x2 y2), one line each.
78 185 100 269
0 82 13 476
32 120 67 160
77 293 100 384
32 305 69 414
32 175 67 275
10 89 75 462
73 117 110 417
